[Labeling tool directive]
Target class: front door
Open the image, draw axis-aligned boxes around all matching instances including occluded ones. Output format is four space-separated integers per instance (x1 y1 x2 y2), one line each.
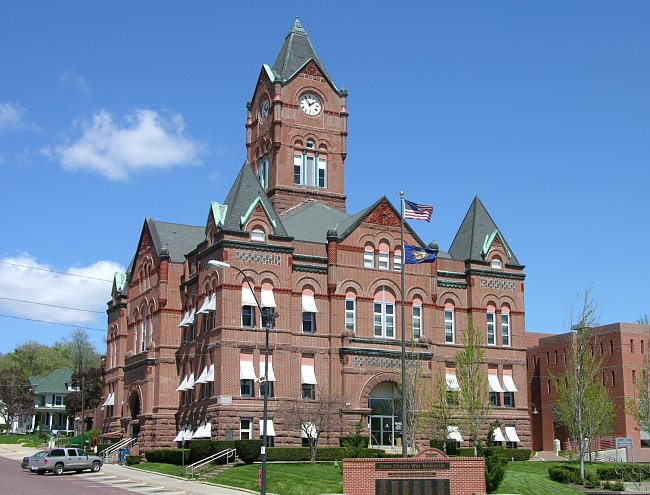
370 416 395 447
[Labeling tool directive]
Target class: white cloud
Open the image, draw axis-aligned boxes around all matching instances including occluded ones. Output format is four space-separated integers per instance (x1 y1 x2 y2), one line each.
0 102 25 131
45 109 203 180
0 254 124 326
59 68 91 94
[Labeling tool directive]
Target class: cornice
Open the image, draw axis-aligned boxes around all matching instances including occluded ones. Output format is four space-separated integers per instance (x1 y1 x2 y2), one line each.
293 263 328 274
468 268 526 281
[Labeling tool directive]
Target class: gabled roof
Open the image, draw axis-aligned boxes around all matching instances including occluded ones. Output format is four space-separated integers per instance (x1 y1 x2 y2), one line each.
271 18 335 88
145 219 204 263
112 272 127 298
332 196 427 247
221 163 289 237
29 368 73 394
281 200 350 243
448 196 521 265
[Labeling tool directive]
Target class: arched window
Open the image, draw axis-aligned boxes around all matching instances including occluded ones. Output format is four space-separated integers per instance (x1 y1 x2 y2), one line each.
363 243 375 269
140 308 147 353
394 247 402 273
257 155 269 191
412 297 422 339
491 257 503 270
293 139 326 188
241 281 257 328
345 290 356 333
444 303 455 344
251 228 266 243
302 287 318 334
486 304 496 346
378 241 390 271
374 287 395 339
501 306 511 347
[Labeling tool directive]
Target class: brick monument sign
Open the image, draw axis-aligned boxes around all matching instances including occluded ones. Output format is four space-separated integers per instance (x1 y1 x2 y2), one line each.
343 449 486 495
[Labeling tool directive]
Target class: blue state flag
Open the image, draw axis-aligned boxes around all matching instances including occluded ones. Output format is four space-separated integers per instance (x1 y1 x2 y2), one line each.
404 244 436 264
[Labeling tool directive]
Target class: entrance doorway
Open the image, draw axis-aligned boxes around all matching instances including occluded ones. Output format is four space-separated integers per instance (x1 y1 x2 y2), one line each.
368 382 400 448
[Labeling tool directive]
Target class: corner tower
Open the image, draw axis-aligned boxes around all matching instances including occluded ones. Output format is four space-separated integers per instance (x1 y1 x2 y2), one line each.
246 19 348 214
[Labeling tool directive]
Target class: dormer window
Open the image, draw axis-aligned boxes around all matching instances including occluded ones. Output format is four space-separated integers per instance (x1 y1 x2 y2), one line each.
491 258 502 270
251 229 265 243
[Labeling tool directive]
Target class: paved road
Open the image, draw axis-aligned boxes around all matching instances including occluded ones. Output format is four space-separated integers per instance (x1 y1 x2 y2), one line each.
0 445 255 495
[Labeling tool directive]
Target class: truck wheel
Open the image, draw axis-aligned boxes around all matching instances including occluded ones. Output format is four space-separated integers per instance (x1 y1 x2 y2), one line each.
54 463 64 476
37 470 45 475
91 461 101 473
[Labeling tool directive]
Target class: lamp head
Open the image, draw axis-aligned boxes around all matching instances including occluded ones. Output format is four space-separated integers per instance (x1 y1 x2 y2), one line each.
208 260 230 269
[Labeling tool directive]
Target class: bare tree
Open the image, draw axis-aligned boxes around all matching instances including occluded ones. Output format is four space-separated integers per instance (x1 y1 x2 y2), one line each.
629 321 650 446
396 345 428 453
455 318 489 456
0 369 34 434
552 288 609 479
279 393 344 463
423 370 456 454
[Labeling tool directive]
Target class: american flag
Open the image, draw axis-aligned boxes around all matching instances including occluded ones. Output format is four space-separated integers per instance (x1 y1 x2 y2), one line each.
403 199 433 222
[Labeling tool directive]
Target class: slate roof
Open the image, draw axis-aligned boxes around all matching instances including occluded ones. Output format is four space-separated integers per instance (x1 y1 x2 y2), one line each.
448 196 521 265
146 219 204 263
272 18 333 85
281 200 350 243
29 368 73 395
221 163 289 237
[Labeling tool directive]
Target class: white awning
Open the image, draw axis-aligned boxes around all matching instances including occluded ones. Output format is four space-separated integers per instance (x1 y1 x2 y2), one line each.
192 424 206 438
206 364 215 382
206 293 216 312
240 360 256 380
446 373 460 391
177 311 190 328
259 419 276 437
301 364 317 384
195 366 209 384
176 375 188 392
259 358 275 382
447 425 463 442
186 308 196 325
504 426 521 443
241 287 258 307
102 393 115 407
261 289 277 308
488 374 504 393
173 430 184 442
302 294 319 313
197 296 210 314
502 375 518 392
493 427 506 442
185 373 195 390
203 422 212 439
301 422 317 439
182 427 193 441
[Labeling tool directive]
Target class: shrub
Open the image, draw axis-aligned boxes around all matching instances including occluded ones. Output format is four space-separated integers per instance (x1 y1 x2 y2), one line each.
340 435 369 458
602 480 625 491
429 440 459 456
596 466 620 481
235 440 262 464
584 475 599 489
264 446 386 462
144 448 190 465
483 447 508 493
126 455 141 465
548 465 581 484
458 447 477 457
188 440 237 464
502 448 531 461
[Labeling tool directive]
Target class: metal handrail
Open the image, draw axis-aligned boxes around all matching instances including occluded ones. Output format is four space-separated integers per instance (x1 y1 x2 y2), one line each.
185 448 237 479
101 437 136 460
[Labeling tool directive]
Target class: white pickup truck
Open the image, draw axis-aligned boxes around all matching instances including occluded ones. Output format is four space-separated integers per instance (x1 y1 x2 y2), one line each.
28 448 103 475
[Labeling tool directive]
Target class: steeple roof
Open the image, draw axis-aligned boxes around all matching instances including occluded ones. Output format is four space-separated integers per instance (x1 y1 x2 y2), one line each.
448 196 521 266
271 18 332 84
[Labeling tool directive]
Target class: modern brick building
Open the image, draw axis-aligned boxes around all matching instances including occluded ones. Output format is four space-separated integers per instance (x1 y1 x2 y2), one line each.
527 322 650 453
100 19 531 452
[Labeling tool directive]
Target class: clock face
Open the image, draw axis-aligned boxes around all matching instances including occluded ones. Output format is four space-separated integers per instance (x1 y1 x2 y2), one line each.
299 92 322 116
260 98 270 122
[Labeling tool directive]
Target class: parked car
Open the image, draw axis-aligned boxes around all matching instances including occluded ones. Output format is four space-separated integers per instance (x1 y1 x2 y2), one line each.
21 450 49 469
28 448 103 475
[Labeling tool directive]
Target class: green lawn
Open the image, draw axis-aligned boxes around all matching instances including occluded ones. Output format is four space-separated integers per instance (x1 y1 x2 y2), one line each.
0 433 41 444
495 461 602 495
130 462 189 478
207 462 343 495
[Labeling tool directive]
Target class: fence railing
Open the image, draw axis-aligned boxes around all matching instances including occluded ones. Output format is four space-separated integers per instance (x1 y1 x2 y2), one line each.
185 448 237 478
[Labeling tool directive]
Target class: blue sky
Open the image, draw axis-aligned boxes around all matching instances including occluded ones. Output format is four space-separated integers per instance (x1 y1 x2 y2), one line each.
1 1 648 355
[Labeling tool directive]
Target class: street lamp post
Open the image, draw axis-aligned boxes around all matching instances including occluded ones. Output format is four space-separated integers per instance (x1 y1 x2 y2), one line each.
208 260 277 495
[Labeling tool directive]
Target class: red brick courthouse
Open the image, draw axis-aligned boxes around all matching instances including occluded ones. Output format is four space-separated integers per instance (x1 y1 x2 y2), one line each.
100 19 531 454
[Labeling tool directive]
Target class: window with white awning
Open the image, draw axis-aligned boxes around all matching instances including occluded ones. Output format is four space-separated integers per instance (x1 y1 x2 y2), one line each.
205 293 216 312
445 370 461 391
259 419 276 436
197 296 210 314
241 285 258 307
301 292 318 313
102 393 115 407
259 355 275 381
261 284 277 308
205 364 215 382
502 372 518 392
177 310 190 328
301 362 317 384
447 425 463 442
176 375 189 392
504 426 520 443
301 422 317 439
488 373 504 392
195 366 209 384
493 427 506 443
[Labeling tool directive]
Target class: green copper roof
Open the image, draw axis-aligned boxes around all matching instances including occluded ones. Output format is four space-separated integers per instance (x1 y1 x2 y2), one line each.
114 272 127 293
271 18 333 85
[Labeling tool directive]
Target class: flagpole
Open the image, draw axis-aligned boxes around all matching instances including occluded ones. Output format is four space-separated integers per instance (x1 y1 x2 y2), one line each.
399 190 407 458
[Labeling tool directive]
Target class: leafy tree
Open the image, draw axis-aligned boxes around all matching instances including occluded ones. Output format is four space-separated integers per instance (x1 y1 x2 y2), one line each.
63 328 101 374
279 393 344 463
0 341 72 377
455 318 489 456
396 345 428 453
629 322 650 445
423 370 456 454
64 367 103 417
552 288 610 479
0 368 34 434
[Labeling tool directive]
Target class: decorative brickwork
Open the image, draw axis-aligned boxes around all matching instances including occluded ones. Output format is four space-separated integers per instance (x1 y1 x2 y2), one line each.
234 250 281 265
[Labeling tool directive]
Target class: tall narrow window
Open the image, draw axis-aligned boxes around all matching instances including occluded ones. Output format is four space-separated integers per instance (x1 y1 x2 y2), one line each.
317 157 327 188
363 244 374 269
501 308 511 347
240 352 255 397
378 242 390 271
631 339 635 354
345 291 356 333
305 154 315 186
257 156 269 191
486 305 496 346
301 356 317 400
444 304 455 344
301 288 318 334
412 298 422 339
554 350 558 364
394 248 402 273
293 153 302 184
141 311 147 353
241 282 257 328
610 340 614 354
373 287 395 338
240 418 252 440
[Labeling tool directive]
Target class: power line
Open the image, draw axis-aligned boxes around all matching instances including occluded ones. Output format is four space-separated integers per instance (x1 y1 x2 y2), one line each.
0 296 104 314
0 313 105 333
0 260 113 283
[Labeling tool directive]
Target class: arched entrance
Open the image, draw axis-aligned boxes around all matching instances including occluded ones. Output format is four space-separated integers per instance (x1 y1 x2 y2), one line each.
128 389 141 440
368 382 400 448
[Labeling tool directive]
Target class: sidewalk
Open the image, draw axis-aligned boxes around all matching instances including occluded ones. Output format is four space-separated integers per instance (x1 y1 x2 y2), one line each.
0 444 255 495
531 450 567 461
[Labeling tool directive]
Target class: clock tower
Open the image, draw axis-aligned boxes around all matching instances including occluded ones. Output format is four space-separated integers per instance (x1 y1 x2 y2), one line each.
246 19 348 214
